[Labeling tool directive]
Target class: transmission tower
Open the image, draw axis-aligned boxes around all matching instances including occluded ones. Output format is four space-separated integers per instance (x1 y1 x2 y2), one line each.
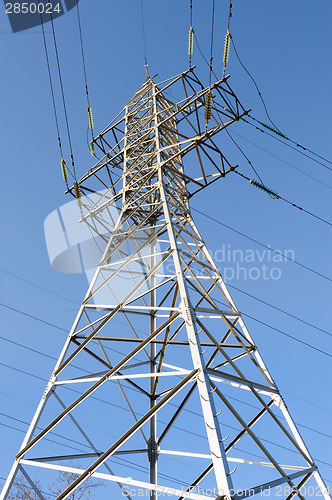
1 68 330 500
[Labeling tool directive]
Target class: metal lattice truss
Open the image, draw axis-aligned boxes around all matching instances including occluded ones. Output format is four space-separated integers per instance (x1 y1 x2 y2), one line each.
1 69 330 500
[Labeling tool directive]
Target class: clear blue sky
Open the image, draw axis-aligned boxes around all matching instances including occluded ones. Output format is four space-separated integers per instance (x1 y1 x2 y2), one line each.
0 0 331 497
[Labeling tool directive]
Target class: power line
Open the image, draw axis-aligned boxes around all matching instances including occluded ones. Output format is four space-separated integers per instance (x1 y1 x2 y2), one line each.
208 0 216 86
0 302 67 332
0 475 57 498
37 2 74 184
248 114 332 168
229 33 282 134
244 116 332 172
211 295 332 359
0 319 331 440
139 0 149 77
49 11 77 180
227 283 331 338
1 362 331 472
224 127 270 196
193 23 332 173
234 170 332 228
230 130 332 190
76 1 91 110
230 32 332 171
191 207 332 282
0 268 77 304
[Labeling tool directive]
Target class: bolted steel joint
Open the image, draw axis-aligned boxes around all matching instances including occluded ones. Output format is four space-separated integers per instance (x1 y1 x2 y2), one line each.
147 436 160 467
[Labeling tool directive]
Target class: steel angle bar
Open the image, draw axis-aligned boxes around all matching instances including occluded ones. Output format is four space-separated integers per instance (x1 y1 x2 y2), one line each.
55 248 173 376
16 312 180 460
210 384 308 500
232 468 317 500
19 460 213 500
49 369 198 500
207 368 279 396
18 466 46 500
55 369 190 386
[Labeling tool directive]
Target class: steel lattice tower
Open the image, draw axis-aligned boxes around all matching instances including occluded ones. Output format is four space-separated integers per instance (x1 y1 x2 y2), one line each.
1 69 330 500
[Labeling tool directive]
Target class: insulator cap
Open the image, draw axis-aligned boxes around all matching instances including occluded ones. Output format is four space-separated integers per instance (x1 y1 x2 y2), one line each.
74 180 83 207
205 90 213 122
89 141 96 157
250 179 279 199
188 27 194 56
223 31 231 64
87 106 94 130
60 157 68 182
261 121 288 139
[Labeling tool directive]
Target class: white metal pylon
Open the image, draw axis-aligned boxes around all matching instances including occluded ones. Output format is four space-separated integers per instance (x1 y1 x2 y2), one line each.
1 69 330 500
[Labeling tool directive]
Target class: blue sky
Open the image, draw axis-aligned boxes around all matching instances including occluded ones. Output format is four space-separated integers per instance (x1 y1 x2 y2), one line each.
0 0 331 497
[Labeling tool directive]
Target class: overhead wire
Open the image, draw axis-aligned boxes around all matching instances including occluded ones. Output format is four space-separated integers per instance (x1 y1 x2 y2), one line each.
1 301 331 428
226 283 332 338
244 115 332 172
222 0 232 78
191 207 332 282
1 279 331 361
76 0 97 161
140 0 149 78
209 295 332 359
230 130 332 190
229 34 282 134
224 127 332 222
1 361 331 473
208 0 216 86
38 2 74 186
224 127 269 194
234 170 332 228
249 114 332 167
188 0 194 68
49 10 78 181
193 12 332 172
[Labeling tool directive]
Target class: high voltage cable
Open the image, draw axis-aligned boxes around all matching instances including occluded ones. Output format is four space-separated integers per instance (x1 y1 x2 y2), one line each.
0 268 77 304
49 11 77 180
210 296 332 359
1 289 331 359
231 29 332 169
37 2 74 184
0 475 58 499
191 207 332 282
230 130 332 190
225 127 332 225
226 283 332 338
1 362 331 472
1 333 331 441
208 0 216 86
1 260 330 337
140 0 149 77
76 0 95 153
248 114 332 168
222 1 232 78
76 2 91 111
229 34 282 135
234 170 332 228
224 127 270 196
1 303 331 427
192 20 332 172
244 116 332 172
